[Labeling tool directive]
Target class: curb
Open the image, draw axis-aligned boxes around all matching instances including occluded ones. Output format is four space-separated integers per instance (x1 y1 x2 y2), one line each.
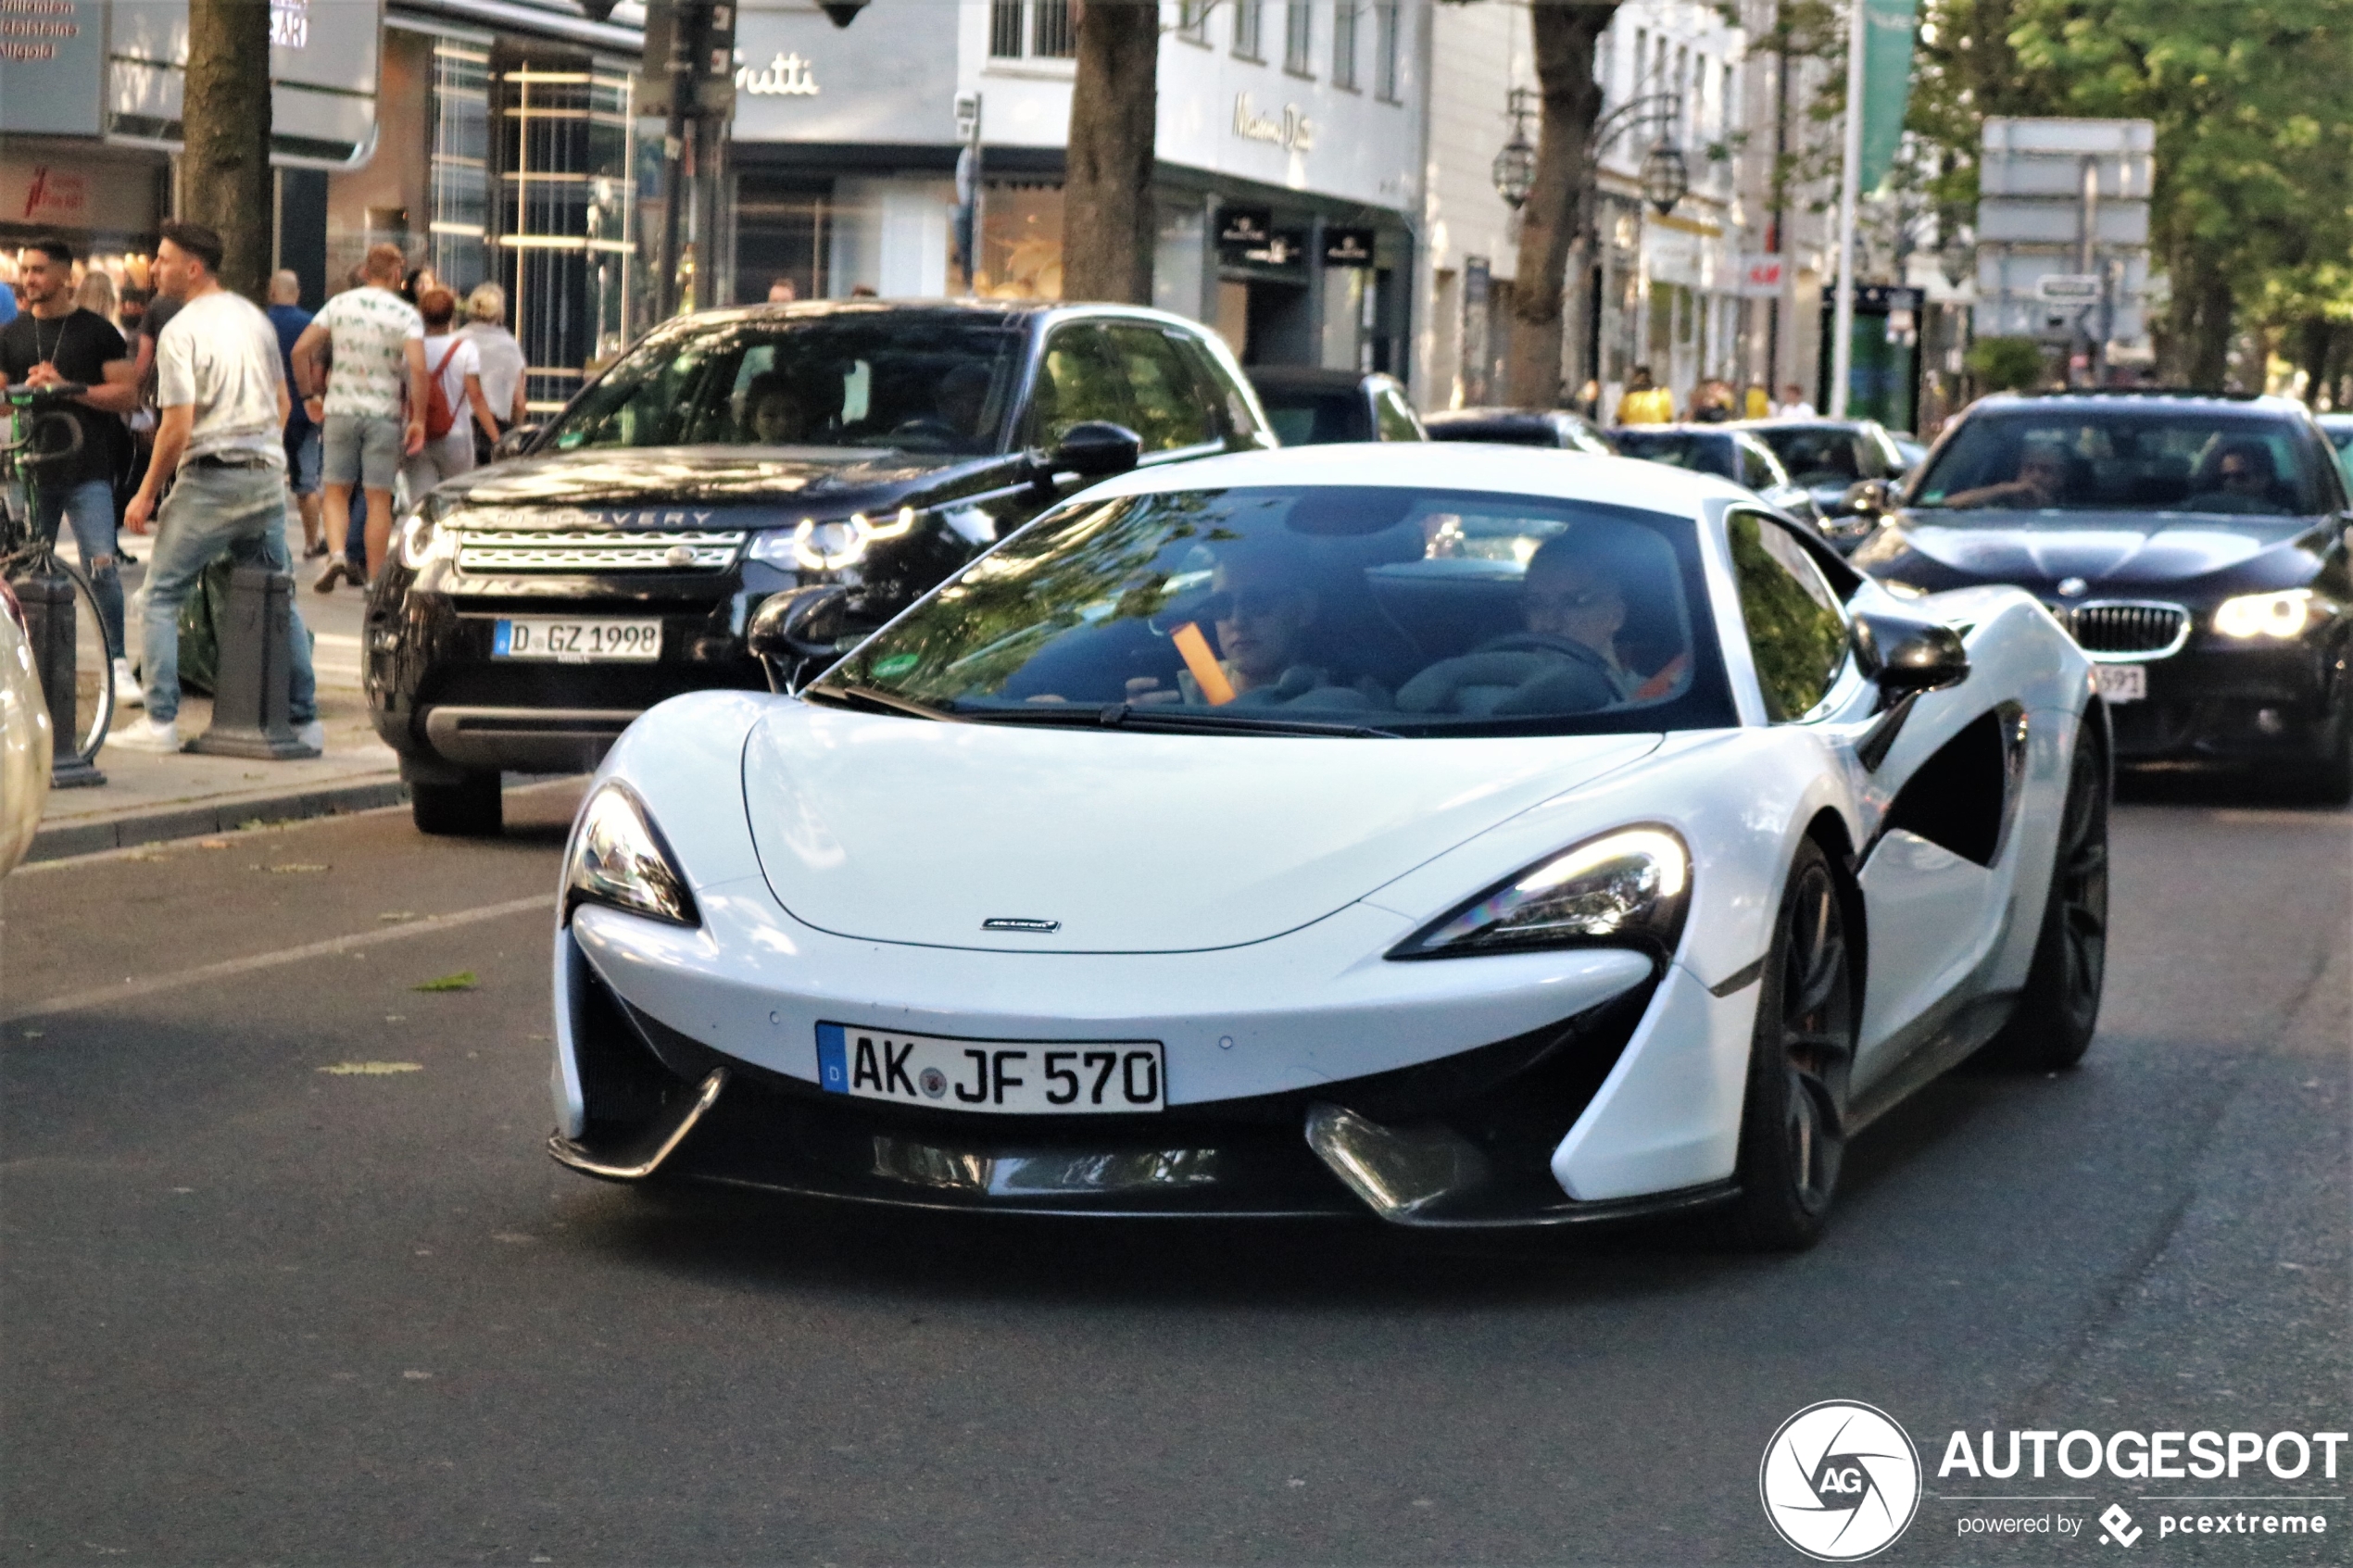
27 776 411 864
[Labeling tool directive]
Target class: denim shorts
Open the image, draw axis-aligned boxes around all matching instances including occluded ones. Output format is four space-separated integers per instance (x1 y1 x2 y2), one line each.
284 421 322 495
321 413 403 491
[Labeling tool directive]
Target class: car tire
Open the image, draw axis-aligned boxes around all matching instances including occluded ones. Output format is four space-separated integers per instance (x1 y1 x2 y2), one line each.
1976 722 2109 1071
410 770 503 836
1724 837 1858 1251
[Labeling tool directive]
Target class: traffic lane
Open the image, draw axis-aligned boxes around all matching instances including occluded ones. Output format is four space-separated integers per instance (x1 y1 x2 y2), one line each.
0 802 2343 1564
0 778 585 1013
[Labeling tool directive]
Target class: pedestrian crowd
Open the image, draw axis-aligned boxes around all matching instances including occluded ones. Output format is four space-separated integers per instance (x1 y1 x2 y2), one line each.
0 231 530 757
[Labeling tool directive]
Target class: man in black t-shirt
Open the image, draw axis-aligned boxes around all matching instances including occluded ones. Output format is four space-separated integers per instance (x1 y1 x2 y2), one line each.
0 236 140 689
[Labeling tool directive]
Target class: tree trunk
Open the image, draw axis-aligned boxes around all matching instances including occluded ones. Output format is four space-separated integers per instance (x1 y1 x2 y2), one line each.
2186 262 2234 391
1062 1 1159 305
1503 2 1619 409
182 0 274 301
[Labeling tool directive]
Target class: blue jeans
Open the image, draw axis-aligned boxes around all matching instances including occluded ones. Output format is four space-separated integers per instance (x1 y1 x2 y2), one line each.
143 462 318 727
34 476 126 659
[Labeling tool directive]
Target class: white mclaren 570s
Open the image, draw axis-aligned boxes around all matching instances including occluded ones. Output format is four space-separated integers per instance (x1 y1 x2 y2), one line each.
547 443 2108 1248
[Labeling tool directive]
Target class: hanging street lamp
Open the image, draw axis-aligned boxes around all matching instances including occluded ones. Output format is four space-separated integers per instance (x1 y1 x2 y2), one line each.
1491 86 1540 210
1640 142 1689 217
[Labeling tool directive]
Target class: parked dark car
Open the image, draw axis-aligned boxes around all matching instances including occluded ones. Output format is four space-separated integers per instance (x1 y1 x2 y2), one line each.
1606 425 1825 529
1853 391 2353 797
1425 407 1617 454
1248 367 1425 445
1730 417 1911 548
367 300 1273 834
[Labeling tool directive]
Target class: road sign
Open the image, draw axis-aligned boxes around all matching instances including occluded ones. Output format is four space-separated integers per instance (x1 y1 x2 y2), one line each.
2035 274 2103 304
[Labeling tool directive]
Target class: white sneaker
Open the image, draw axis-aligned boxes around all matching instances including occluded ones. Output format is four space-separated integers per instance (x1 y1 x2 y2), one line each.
110 717 182 753
295 720 326 754
113 658 145 709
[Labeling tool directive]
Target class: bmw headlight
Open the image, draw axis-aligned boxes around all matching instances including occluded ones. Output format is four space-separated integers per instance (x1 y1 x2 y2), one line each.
2212 588 2318 640
1390 827 1691 960
747 507 921 572
563 783 698 927
396 507 457 571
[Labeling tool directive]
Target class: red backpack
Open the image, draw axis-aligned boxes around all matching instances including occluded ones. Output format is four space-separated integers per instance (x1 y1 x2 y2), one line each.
423 340 463 440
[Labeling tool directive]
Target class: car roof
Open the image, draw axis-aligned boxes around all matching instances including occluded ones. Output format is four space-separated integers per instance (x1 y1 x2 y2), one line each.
1071 439 1749 512
668 298 1214 335
1969 389 2311 416
1426 407 1577 425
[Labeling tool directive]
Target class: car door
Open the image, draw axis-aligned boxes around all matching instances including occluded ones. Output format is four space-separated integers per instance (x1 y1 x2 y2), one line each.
1724 510 2007 1085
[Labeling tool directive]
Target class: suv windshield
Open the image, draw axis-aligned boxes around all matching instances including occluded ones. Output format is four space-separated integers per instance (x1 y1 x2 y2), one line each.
1911 408 2336 517
1614 430 1738 482
818 486 1736 737
1752 426 1881 487
543 314 1025 457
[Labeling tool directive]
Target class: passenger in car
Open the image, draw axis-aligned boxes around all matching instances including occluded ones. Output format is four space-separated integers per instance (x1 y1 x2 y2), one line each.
743 371 810 444
1153 539 1388 709
2181 440 2288 514
1942 439 2074 509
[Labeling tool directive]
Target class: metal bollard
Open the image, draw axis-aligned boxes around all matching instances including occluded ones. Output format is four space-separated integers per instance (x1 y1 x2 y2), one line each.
189 565 321 759
16 568 104 788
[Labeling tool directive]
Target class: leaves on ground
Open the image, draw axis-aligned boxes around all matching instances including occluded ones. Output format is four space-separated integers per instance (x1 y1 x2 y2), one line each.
413 971 478 993
377 910 415 922
264 863 330 874
316 1061 423 1075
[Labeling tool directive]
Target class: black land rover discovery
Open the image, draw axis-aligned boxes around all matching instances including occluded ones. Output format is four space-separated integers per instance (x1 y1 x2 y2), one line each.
366 300 1271 834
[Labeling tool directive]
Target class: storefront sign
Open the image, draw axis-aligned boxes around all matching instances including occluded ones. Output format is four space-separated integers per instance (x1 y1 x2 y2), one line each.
1218 207 1272 249
269 0 306 49
1323 228 1375 268
0 0 105 135
1231 91 1314 154
0 155 157 232
1736 254 1786 297
736 49 816 95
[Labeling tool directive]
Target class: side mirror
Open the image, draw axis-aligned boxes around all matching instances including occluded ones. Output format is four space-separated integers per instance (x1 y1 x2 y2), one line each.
748 584 852 691
1034 420 1142 481
492 423 543 462
1853 611 1969 695
1839 478 1894 517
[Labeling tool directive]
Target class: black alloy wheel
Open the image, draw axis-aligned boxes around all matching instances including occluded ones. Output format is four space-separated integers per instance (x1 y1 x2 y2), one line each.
1726 838 1858 1250
1978 723 2109 1070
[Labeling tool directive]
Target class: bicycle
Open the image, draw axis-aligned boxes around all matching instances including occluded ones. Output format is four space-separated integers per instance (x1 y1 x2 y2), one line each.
1 381 118 772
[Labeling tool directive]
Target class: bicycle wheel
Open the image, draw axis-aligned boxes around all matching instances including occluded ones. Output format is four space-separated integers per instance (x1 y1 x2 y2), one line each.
7 555 117 769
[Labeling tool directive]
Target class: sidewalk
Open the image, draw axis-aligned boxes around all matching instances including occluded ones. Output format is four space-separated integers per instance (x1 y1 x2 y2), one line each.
30 512 406 863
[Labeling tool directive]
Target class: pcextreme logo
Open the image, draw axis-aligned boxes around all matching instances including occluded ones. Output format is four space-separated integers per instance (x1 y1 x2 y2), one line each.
1761 1400 1924 1561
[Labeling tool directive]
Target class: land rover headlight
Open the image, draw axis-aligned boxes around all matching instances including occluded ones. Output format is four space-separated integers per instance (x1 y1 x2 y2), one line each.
1389 827 1691 960
748 507 921 572
396 507 458 571
2212 588 2317 640
563 783 698 927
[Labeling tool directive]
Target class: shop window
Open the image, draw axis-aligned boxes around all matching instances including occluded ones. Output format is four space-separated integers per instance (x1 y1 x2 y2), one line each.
1373 2 1401 100
1234 0 1263 59
968 181 1064 299
1332 2 1359 89
1106 325 1219 453
497 60 635 412
428 41 493 297
1283 1 1312 74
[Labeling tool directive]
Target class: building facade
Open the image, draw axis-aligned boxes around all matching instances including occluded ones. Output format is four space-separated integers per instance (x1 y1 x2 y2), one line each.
725 0 1425 374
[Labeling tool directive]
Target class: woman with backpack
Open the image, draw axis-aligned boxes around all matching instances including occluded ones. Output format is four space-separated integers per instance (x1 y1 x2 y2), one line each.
401 286 499 502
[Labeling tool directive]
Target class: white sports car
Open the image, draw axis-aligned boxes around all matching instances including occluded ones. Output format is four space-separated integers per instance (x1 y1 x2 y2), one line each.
547 444 2108 1247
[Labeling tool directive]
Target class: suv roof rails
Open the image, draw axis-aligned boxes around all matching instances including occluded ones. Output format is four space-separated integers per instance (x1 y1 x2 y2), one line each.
2009 386 2267 401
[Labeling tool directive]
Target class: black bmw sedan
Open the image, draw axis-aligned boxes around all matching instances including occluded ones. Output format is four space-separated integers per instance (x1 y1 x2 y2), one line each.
1852 392 2353 797
365 300 1271 834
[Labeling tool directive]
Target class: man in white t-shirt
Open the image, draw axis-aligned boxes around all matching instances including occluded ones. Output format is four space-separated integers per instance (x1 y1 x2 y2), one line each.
402 285 499 497
115 221 321 756
291 242 428 587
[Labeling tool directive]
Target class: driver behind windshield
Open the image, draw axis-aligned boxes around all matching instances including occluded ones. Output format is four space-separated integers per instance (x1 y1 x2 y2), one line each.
743 370 809 444
2182 439 2285 513
1941 438 2072 509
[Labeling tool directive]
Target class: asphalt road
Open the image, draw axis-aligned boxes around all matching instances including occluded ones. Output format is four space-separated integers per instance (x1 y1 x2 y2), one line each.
1 782 2346 1566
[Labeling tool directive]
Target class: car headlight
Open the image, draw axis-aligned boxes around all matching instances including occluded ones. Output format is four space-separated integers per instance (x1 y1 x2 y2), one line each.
563 783 698 927
747 507 921 572
396 508 457 571
2213 588 2318 640
1389 827 1690 960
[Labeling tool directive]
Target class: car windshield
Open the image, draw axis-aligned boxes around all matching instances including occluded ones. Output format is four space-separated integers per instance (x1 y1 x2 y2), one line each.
1614 431 1737 481
1910 409 2334 517
542 314 1025 457
1752 426 1870 486
1259 389 1364 445
817 485 1736 737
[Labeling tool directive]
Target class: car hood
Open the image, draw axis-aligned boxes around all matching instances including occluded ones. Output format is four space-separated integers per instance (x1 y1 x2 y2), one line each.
436 446 988 521
1874 508 2320 587
741 708 1663 953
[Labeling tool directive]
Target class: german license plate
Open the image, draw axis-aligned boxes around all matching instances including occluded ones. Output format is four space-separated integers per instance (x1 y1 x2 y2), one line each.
492 617 661 661
2094 663 2146 704
816 1022 1164 1114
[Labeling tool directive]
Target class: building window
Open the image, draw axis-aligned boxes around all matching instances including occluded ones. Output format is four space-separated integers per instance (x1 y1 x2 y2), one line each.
1234 0 1263 59
1373 1 1400 101
1178 0 1211 44
1032 0 1075 58
989 0 1023 56
1332 1 1358 87
1284 1 1312 73
497 61 635 410
427 41 492 297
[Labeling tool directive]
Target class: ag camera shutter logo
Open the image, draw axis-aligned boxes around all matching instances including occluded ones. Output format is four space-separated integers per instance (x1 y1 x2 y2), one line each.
1761 1400 1922 1561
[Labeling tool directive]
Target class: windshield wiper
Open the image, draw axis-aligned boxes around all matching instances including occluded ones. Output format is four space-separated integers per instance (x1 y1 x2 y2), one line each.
801 683 965 723
963 703 1396 738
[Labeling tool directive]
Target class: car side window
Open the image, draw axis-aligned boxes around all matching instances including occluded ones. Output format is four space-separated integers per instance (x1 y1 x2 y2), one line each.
1028 325 1135 447
1172 332 1264 445
1740 441 1779 492
1729 511 1849 721
1854 433 1889 480
1103 325 1218 453
1375 385 1422 441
